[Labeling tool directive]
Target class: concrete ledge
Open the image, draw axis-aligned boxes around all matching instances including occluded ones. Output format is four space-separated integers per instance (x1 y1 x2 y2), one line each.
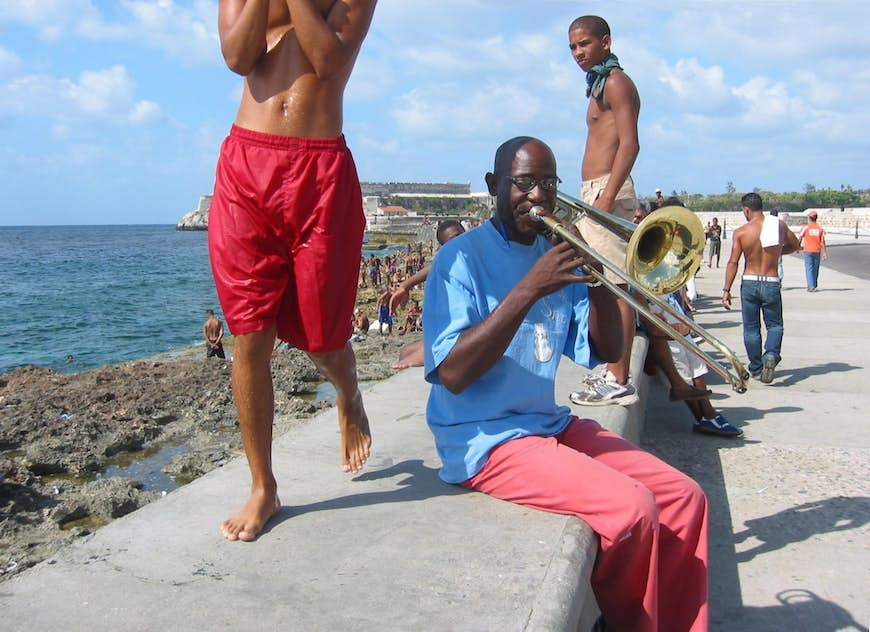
3 336 650 632
549 333 651 631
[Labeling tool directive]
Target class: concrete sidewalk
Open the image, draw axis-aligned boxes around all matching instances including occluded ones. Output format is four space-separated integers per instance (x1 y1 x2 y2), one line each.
1 333 651 631
642 243 870 631
4 238 868 631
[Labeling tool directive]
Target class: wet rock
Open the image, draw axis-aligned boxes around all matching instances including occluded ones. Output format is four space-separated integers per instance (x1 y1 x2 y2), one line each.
0 331 421 579
85 477 162 521
50 477 160 525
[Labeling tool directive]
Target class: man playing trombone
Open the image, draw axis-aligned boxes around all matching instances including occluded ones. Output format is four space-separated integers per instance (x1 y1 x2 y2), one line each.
422 136 709 632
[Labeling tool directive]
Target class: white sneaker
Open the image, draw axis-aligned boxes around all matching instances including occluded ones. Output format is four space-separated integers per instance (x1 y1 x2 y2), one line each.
570 371 639 406
580 368 607 385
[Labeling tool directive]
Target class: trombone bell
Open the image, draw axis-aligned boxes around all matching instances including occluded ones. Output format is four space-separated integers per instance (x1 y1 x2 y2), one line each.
530 198 750 393
627 205 705 295
555 193 705 295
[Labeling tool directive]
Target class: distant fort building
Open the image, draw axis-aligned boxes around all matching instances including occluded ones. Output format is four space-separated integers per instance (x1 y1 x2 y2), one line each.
176 182 492 231
361 182 470 196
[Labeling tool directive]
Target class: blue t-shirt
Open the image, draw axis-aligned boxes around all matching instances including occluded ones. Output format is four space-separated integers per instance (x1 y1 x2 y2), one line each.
423 221 598 483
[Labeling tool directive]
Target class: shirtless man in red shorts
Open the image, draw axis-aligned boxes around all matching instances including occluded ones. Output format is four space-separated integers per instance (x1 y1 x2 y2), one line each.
210 0 377 542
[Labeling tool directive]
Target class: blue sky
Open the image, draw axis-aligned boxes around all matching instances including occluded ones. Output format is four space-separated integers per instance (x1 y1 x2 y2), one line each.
1 0 868 225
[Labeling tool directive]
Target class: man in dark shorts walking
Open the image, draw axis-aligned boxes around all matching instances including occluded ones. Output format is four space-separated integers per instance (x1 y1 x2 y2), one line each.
209 0 377 542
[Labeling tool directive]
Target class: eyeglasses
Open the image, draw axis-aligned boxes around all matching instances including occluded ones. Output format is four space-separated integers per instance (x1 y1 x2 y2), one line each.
507 175 561 193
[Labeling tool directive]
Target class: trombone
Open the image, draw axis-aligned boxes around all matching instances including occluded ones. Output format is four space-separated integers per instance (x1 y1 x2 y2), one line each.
530 193 749 393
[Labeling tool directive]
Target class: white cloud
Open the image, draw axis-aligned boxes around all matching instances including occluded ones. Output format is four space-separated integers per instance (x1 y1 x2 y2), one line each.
0 65 163 127
129 100 162 124
658 58 734 114
392 89 438 135
356 131 399 156
120 0 219 66
0 0 102 40
0 0 219 66
0 47 22 77
2 74 59 114
791 71 839 109
66 66 135 115
346 54 395 102
392 80 543 139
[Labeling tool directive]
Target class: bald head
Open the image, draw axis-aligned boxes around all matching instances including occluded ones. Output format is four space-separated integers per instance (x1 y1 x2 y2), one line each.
492 136 555 177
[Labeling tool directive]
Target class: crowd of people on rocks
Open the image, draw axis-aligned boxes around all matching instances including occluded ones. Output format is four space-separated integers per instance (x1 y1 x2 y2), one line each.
359 244 430 290
353 220 468 358
356 242 432 339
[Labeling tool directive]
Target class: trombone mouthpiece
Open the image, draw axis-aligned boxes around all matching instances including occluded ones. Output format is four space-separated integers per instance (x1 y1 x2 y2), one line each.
528 205 546 221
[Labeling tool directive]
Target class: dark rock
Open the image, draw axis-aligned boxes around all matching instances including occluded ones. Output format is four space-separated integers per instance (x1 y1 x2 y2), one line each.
0 331 420 580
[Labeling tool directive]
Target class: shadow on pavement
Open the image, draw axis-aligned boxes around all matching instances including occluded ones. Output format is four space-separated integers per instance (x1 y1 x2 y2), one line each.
269 459 467 530
772 361 861 387
727 589 869 632
732 496 870 563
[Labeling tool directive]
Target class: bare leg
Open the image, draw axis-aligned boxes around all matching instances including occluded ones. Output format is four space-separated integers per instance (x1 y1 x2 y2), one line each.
222 326 281 542
308 343 372 473
648 337 690 390
684 399 702 421
693 376 718 419
608 291 635 384
645 333 714 425
647 337 708 400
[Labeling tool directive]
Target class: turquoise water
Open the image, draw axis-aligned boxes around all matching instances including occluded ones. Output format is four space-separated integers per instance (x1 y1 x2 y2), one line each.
0 225 404 375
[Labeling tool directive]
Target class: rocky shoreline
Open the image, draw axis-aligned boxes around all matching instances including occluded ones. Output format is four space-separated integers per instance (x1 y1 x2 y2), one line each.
0 331 420 581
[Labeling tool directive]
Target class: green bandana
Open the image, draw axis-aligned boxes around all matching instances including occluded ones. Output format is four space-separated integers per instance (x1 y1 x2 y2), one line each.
586 53 621 99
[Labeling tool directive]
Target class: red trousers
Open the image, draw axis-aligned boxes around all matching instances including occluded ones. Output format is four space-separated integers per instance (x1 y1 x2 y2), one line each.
463 418 708 632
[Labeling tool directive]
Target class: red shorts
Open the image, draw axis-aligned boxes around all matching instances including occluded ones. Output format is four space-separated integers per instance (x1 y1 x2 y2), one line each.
208 125 365 352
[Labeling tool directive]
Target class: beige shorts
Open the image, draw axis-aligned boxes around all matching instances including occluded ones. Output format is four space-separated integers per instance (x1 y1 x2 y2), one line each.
668 339 708 382
575 173 638 284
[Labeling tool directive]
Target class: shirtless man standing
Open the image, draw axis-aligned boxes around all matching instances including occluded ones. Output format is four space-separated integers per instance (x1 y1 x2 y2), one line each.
209 0 377 541
567 15 642 407
202 309 226 359
722 192 800 384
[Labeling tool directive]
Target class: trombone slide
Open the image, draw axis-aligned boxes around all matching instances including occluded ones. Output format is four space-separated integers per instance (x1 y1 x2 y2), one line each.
529 206 749 393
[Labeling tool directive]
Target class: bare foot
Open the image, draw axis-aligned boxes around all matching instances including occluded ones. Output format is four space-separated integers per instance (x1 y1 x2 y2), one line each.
221 490 281 542
392 341 424 370
338 390 371 473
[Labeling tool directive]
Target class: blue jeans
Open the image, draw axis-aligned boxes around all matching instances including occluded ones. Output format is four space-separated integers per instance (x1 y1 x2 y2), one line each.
804 252 821 289
740 280 783 375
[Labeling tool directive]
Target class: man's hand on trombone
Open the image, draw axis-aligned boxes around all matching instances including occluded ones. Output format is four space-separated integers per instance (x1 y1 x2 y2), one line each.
528 206 605 288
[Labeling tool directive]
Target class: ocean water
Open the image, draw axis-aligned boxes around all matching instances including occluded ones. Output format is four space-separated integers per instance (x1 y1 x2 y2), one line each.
0 225 405 376
0 225 220 375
